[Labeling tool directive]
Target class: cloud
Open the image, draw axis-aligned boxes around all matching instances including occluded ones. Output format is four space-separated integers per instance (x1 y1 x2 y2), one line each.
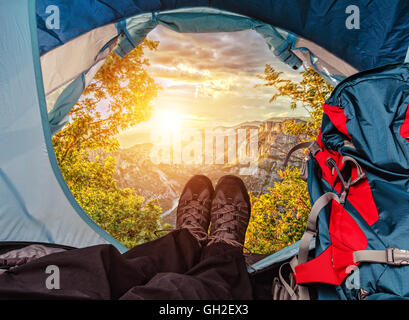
136 26 308 132
146 26 284 78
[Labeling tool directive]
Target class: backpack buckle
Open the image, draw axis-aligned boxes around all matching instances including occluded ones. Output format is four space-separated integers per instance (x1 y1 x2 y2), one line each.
387 248 409 266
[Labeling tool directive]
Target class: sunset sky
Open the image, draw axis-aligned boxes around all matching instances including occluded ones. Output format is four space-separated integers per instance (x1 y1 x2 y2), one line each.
118 26 306 148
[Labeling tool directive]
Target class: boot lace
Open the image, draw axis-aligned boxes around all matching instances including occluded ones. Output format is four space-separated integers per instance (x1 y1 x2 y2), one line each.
155 199 209 243
207 202 250 252
178 200 209 242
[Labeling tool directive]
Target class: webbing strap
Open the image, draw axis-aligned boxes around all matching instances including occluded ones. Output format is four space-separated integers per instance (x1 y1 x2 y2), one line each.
297 192 340 266
343 140 356 149
354 248 409 266
283 141 320 168
277 192 340 300
272 257 308 300
278 261 297 299
342 156 365 185
290 256 310 300
116 20 138 49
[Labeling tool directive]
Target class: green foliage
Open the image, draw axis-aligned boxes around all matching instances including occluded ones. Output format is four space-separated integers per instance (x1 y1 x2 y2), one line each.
53 40 165 248
245 168 310 253
259 66 333 140
245 67 333 254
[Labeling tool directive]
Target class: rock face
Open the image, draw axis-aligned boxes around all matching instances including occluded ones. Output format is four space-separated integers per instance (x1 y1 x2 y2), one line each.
114 118 306 226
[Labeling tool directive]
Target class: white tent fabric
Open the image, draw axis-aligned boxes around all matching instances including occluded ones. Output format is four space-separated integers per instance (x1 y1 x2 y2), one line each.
41 23 117 96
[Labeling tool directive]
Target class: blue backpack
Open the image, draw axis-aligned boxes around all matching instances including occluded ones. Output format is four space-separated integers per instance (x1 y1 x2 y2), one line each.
275 63 409 300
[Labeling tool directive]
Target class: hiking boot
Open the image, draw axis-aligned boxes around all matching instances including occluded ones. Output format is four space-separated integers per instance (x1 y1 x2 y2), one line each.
176 175 214 244
208 175 251 248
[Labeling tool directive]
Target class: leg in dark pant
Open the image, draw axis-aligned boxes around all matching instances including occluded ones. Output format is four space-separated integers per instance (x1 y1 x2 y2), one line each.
120 242 252 300
0 229 252 300
117 175 254 300
0 174 254 300
0 229 201 299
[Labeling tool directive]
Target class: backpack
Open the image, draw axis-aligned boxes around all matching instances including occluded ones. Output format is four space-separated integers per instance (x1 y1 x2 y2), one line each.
276 63 409 300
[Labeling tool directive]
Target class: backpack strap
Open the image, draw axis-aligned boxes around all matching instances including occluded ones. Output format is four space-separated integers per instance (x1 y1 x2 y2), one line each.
354 248 409 266
342 156 365 185
272 255 311 300
297 192 340 266
272 192 340 300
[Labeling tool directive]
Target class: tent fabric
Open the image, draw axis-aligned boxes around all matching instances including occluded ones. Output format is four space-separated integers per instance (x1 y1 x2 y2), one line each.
40 23 117 97
37 0 409 72
48 59 107 135
0 0 127 252
47 73 85 134
115 8 302 69
36 0 161 55
290 35 358 85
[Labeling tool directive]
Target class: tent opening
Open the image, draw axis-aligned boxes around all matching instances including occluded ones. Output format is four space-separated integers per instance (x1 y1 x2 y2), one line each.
51 25 321 251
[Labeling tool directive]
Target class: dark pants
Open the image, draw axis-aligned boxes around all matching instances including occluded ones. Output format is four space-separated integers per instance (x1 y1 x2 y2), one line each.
0 229 253 300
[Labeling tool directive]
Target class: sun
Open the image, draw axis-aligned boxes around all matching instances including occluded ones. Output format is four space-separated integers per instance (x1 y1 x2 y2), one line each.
153 110 183 134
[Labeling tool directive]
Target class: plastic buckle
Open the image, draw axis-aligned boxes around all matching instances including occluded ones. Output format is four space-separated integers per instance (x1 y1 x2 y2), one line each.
387 248 409 266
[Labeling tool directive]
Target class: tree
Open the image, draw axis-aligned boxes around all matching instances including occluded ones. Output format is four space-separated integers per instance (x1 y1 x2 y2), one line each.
259 65 333 139
53 40 166 248
245 168 310 253
245 67 333 254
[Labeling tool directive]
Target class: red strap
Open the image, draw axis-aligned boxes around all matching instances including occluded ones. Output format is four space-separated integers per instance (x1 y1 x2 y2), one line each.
314 136 379 227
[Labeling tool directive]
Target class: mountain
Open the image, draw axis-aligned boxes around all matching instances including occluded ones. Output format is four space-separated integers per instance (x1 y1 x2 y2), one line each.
114 118 306 226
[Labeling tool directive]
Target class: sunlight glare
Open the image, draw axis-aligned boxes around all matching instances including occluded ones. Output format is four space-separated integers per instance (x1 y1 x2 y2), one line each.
154 110 183 134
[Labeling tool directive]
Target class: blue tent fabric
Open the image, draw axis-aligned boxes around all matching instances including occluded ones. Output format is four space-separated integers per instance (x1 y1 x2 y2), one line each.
0 169 53 243
37 0 409 72
114 8 302 68
36 0 162 55
48 73 85 135
247 239 316 274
